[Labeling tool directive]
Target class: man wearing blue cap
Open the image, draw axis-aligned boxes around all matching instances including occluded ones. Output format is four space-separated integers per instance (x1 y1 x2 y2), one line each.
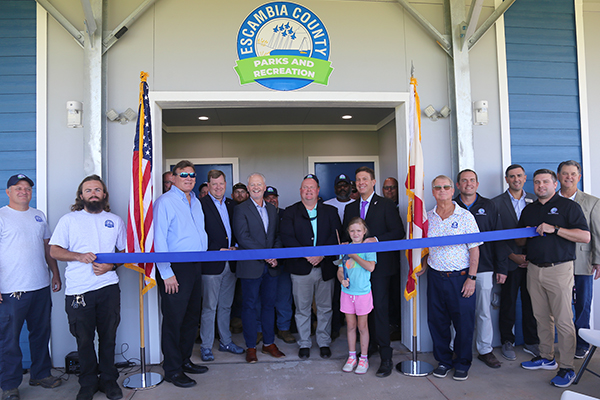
0 174 62 400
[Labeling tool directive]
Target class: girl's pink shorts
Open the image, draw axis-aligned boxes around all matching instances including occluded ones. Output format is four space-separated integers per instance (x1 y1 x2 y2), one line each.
340 291 373 316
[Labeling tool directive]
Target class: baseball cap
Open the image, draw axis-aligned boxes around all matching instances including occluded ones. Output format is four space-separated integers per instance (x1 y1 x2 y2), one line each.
232 182 248 192
264 186 279 197
334 174 351 185
7 174 34 189
303 174 320 185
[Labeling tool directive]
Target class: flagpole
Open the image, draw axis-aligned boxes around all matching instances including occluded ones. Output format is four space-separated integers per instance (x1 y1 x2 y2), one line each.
122 268 163 390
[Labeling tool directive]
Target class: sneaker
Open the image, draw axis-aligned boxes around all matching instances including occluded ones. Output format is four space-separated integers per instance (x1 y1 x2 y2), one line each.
521 356 558 370
453 369 468 381
355 357 369 374
550 368 576 388
523 343 541 357
219 342 244 354
342 356 357 372
501 342 517 361
432 364 452 378
200 347 214 362
29 375 62 388
575 347 589 359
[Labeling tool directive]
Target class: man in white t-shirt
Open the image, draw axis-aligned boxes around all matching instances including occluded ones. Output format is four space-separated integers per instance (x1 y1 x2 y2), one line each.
0 174 62 400
50 175 126 400
324 174 355 221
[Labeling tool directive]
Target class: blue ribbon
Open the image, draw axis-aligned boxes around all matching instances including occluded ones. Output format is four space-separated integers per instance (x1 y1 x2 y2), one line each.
95 227 537 264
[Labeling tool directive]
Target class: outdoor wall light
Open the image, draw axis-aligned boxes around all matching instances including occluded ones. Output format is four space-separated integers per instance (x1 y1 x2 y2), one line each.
423 104 451 121
106 108 137 124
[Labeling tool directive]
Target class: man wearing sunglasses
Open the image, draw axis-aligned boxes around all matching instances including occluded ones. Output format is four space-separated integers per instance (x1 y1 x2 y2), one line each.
154 160 209 388
417 175 481 381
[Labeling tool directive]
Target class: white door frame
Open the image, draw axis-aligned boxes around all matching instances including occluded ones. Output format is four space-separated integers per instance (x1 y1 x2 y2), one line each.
146 91 415 362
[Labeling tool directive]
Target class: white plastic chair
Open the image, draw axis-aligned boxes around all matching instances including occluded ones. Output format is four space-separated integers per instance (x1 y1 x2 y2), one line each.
560 390 599 400
573 328 600 385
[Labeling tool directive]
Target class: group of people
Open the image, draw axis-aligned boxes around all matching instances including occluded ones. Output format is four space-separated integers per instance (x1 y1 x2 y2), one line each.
421 161 598 389
0 159 597 400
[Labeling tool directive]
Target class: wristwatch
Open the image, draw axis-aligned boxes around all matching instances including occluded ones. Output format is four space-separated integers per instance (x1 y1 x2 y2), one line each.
468 275 477 281
554 225 560 234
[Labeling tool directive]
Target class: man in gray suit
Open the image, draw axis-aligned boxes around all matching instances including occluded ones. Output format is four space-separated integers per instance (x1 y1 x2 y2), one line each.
557 160 600 359
233 173 285 363
492 164 539 361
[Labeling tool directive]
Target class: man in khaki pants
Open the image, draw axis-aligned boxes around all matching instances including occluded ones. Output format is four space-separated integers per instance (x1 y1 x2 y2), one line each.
517 169 590 389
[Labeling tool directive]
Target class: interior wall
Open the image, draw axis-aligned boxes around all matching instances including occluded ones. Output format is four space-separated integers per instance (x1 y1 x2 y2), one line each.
163 129 380 208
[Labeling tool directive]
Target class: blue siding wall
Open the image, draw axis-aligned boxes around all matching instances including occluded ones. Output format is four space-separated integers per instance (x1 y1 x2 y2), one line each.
505 0 582 193
0 0 37 207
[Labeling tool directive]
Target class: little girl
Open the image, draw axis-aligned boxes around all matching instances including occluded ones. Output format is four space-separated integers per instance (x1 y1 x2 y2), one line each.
338 217 376 374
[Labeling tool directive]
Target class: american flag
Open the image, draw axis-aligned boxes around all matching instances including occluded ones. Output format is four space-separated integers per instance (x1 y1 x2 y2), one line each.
125 71 155 294
404 76 428 301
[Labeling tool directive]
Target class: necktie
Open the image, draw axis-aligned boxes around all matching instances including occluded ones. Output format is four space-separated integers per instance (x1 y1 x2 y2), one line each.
360 200 368 219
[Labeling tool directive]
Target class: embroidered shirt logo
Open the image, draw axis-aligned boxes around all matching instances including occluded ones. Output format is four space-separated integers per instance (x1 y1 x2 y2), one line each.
451 222 459 229
549 207 559 215
105 220 115 228
35 215 43 222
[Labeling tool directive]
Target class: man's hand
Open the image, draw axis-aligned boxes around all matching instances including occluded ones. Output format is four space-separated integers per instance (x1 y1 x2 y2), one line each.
76 252 97 264
0 293 3 303
51 274 62 292
593 264 600 280
92 262 113 276
461 278 476 298
496 273 507 284
305 256 324 266
265 259 278 268
163 276 179 294
509 253 528 268
363 237 377 243
536 223 555 236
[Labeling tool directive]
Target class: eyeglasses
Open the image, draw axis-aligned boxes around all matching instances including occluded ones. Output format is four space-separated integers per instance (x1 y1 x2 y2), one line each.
176 172 196 178
383 185 398 190
433 185 452 190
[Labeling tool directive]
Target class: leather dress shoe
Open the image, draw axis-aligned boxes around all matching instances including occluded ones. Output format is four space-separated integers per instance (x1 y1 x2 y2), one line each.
165 372 196 388
320 347 331 359
298 348 310 360
76 385 98 400
376 359 393 378
98 380 123 400
262 343 285 358
246 348 258 363
478 352 501 369
182 361 209 374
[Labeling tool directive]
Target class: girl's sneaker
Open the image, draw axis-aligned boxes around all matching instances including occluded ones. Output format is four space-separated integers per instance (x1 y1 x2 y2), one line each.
355 357 369 374
342 356 357 372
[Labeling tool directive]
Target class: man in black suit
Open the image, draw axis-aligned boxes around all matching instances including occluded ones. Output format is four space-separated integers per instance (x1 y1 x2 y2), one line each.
492 164 539 361
342 166 405 377
233 173 285 363
280 174 342 360
199 170 244 362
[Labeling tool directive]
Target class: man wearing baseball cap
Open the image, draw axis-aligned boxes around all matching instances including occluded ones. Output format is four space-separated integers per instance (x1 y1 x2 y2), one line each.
324 174 355 222
0 175 62 400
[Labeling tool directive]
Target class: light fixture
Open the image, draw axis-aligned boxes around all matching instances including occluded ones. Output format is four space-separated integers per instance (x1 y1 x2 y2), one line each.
342 115 352 120
67 101 83 128
423 104 451 121
106 108 137 124
198 116 209 121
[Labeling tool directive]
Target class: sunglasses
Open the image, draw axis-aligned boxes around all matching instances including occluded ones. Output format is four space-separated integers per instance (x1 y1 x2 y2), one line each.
176 172 196 178
433 185 452 190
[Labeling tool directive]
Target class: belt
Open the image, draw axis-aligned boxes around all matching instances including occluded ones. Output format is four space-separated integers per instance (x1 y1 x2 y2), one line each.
431 268 468 277
533 261 571 268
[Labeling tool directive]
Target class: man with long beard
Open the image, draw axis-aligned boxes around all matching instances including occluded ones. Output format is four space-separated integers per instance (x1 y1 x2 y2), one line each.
50 175 126 400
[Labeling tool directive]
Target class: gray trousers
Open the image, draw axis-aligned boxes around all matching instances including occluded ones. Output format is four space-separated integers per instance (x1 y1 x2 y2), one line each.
200 262 236 349
291 267 333 348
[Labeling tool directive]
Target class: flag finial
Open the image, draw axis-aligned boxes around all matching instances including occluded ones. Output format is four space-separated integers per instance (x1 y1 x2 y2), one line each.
140 71 148 82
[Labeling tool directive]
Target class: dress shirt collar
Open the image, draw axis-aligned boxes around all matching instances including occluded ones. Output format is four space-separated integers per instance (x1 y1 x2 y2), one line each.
558 189 577 201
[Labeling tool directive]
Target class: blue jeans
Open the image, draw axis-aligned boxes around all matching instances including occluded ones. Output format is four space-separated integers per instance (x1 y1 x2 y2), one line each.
427 269 476 372
574 274 593 350
276 270 293 331
0 287 52 391
241 264 277 348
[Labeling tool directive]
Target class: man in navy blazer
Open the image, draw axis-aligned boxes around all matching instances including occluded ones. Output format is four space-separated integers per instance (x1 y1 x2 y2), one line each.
492 164 539 361
280 174 342 360
198 170 244 362
233 173 285 363
342 166 405 377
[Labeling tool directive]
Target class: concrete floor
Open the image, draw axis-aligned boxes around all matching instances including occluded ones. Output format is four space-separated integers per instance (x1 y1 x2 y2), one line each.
11 331 600 400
